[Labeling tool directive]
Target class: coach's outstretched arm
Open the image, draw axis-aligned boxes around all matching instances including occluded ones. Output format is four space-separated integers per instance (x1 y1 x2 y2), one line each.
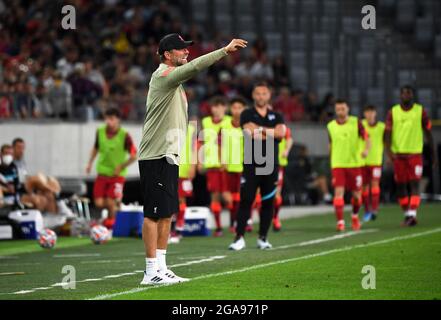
163 39 247 87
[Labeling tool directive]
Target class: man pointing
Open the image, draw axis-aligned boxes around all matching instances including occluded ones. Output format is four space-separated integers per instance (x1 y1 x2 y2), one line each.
138 34 247 285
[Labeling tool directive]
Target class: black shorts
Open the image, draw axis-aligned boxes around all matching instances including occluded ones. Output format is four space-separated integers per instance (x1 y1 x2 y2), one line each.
139 158 179 219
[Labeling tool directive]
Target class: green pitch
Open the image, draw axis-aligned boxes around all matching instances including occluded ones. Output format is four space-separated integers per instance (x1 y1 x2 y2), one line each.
1 204 440 300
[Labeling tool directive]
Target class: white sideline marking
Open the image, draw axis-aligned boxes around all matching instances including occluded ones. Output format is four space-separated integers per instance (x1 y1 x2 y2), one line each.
88 227 441 300
80 259 132 264
272 229 378 250
6 255 226 296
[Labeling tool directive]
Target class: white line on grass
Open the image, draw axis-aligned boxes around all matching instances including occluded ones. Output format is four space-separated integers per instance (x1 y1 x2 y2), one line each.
52 253 101 258
7 255 226 295
88 227 441 300
272 229 378 250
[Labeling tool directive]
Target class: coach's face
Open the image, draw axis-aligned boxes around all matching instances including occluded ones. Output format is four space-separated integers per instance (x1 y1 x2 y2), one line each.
166 48 190 66
335 103 349 119
252 86 271 108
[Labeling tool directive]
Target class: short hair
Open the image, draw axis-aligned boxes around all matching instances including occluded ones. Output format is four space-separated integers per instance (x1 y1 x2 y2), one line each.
209 96 227 107
12 138 24 146
400 85 414 94
104 107 121 119
229 96 248 107
1 144 12 153
253 81 271 91
363 105 377 112
334 98 348 105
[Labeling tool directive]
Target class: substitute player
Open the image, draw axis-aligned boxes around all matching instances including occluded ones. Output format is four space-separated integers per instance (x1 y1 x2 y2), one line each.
221 97 247 233
200 96 231 236
361 105 385 222
273 126 293 231
229 82 286 251
384 85 436 227
327 100 371 232
138 34 247 285
86 108 137 229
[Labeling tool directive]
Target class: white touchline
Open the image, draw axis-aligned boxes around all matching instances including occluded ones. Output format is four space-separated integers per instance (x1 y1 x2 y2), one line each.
5 255 226 296
88 227 441 300
52 253 101 258
272 229 378 250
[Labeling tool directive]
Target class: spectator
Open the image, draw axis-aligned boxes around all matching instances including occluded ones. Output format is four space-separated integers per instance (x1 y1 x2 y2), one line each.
250 53 274 81
272 55 290 87
47 71 72 119
319 92 335 123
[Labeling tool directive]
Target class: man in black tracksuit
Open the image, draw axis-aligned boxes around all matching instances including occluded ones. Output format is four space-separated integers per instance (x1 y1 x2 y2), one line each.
229 82 287 251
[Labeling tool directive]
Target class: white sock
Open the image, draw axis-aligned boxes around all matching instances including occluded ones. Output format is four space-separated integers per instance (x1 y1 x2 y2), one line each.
145 258 158 276
156 249 167 272
407 210 417 217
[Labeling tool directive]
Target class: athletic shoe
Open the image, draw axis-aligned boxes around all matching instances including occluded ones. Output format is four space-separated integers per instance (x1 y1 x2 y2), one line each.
160 269 189 283
140 271 176 285
272 217 282 232
352 216 361 231
229 236 246 251
402 216 418 227
363 212 372 222
214 228 223 237
257 238 272 250
371 213 377 221
102 218 115 229
336 220 345 232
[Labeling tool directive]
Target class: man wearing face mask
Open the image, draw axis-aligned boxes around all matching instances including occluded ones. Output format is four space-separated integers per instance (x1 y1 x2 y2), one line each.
0 144 21 208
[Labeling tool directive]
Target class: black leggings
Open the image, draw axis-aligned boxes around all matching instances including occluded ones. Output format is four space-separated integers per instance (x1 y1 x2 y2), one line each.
236 165 279 238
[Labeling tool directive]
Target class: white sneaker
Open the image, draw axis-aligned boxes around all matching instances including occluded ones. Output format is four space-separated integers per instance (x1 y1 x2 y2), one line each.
229 237 246 251
257 238 272 250
160 269 189 283
140 271 176 285
57 200 75 218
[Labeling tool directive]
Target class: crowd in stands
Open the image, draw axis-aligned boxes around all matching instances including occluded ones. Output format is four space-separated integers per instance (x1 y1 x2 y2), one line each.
0 0 337 123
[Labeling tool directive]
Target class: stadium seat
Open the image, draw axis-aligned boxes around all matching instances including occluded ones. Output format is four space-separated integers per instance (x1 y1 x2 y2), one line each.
290 66 308 88
319 16 338 35
288 33 307 50
377 0 397 16
415 18 434 50
417 88 434 110
312 51 330 69
191 0 208 23
265 32 282 57
322 0 339 17
314 69 331 87
366 88 386 111
235 0 253 15
215 14 232 34
341 17 360 35
237 15 255 33
312 33 330 51
435 35 441 65
290 51 307 67
214 0 230 15
398 70 415 86
300 0 319 15
395 0 416 32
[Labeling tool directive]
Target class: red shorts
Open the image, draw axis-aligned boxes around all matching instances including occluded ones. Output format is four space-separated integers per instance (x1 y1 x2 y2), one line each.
362 166 382 185
93 175 125 200
277 167 285 187
393 154 423 184
226 172 242 193
178 178 193 198
332 168 363 191
206 169 228 193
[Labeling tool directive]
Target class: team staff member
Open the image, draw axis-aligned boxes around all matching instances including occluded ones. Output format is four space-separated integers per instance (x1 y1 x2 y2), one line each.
361 105 385 222
384 85 436 227
328 100 371 232
229 82 286 251
86 108 137 229
221 97 247 233
138 34 247 285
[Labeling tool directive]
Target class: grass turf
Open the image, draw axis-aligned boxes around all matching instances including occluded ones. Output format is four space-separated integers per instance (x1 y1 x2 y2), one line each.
0 204 440 300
